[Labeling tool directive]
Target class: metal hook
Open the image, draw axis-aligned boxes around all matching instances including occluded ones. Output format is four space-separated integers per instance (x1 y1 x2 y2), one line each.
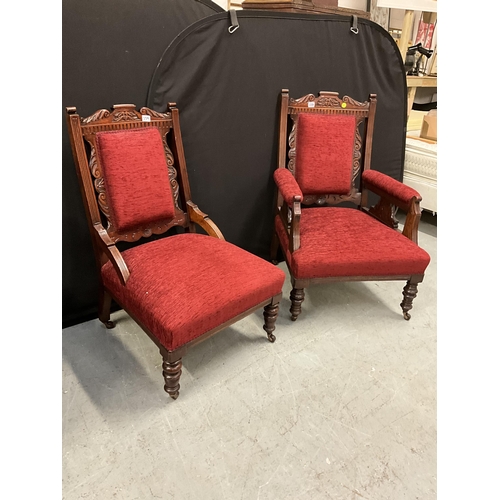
228 9 239 34
350 15 359 35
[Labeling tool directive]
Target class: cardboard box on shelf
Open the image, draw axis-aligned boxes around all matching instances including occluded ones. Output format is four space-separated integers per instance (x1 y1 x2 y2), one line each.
420 109 437 141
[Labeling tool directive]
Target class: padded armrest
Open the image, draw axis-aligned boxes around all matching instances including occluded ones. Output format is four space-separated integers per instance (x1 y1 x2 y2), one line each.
274 168 303 206
362 170 421 210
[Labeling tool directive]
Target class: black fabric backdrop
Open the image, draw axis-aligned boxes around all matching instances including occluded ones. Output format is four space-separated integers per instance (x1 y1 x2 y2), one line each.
63 5 407 328
62 0 222 327
148 10 407 260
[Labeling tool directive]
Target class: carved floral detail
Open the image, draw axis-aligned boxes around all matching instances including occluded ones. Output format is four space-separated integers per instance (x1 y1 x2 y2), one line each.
342 95 368 107
302 194 327 205
81 109 110 124
112 110 140 122
315 96 340 108
140 107 170 119
162 139 181 211
302 190 361 206
89 148 111 219
352 128 362 180
288 122 297 175
289 93 369 112
289 94 316 105
115 213 187 243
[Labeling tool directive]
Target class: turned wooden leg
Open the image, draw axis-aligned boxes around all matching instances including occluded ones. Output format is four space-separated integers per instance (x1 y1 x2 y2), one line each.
290 288 305 321
270 231 280 265
162 358 182 400
263 303 279 343
98 287 115 329
401 281 419 320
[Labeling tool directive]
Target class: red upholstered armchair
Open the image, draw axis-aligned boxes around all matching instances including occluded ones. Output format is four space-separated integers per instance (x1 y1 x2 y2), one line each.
66 103 285 400
271 90 430 321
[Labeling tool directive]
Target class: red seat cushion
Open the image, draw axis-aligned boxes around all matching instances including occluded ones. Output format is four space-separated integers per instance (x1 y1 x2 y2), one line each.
95 128 176 232
101 234 285 350
275 207 430 279
295 113 356 195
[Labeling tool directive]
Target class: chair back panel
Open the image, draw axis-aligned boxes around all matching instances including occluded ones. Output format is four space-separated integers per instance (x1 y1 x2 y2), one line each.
282 91 376 206
295 113 356 196
95 128 176 233
67 104 188 244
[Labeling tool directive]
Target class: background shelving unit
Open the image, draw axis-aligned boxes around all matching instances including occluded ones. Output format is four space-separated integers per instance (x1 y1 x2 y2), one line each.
377 0 437 117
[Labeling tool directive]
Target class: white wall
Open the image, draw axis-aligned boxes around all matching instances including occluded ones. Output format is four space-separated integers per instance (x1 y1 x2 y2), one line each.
338 0 367 10
212 0 228 9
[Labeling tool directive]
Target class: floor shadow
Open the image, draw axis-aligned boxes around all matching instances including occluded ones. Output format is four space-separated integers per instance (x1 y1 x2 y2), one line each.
62 316 165 412
283 280 404 320
62 310 273 414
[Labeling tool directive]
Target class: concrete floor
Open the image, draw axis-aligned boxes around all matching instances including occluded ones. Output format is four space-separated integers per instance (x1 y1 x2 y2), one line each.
62 213 437 500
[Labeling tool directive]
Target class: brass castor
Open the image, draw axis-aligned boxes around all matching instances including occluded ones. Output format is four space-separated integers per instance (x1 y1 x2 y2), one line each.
263 303 279 343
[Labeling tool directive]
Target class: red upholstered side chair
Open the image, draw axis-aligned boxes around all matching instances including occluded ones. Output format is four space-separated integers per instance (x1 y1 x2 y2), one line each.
66 103 285 400
271 90 431 321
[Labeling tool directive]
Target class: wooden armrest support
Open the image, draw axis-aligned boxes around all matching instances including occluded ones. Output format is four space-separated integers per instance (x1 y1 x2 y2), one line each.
362 170 423 243
401 198 422 244
277 195 301 254
93 224 130 285
290 197 302 253
186 201 225 240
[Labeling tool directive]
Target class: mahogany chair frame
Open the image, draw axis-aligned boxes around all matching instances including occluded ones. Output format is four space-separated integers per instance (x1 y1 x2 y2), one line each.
66 103 281 399
271 89 425 321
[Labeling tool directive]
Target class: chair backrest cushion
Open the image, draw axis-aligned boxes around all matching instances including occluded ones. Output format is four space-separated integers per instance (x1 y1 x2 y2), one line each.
95 128 176 232
295 113 356 195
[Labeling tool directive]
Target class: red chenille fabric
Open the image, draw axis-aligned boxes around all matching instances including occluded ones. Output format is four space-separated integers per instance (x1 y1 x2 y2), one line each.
363 170 422 209
95 128 176 232
275 207 430 279
295 113 356 195
274 168 303 205
101 234 285 350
